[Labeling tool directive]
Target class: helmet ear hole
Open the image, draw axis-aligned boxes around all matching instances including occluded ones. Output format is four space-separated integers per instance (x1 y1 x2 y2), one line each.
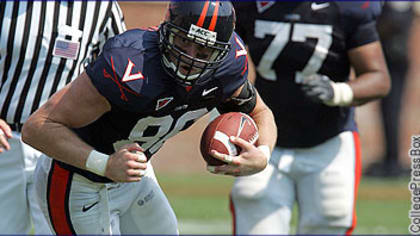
159 1 235 86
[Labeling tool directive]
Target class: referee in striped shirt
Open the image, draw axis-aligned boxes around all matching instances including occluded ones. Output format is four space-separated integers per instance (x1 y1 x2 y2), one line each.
0 1 126 233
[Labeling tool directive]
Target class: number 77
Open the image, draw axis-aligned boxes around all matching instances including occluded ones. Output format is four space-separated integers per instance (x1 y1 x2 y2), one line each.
254 20 333 82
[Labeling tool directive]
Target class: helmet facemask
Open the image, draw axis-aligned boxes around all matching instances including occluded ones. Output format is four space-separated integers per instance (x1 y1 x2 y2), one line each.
160 22 231 86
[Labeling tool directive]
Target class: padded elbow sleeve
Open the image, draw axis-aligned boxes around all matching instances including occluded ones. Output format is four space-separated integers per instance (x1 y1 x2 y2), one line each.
217 80 257 114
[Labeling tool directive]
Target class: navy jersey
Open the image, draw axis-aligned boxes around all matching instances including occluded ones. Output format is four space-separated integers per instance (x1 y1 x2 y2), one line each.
233 1 381 148
59 28 248 182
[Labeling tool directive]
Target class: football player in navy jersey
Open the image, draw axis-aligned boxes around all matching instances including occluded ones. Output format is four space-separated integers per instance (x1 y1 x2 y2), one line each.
230 1 390 235
20 1 276 234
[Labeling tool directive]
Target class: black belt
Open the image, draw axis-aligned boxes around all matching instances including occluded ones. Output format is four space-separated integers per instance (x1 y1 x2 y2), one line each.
8 123 23 132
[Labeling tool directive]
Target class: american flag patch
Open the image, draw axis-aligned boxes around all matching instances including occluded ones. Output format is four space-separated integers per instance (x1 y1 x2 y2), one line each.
52 39 79 60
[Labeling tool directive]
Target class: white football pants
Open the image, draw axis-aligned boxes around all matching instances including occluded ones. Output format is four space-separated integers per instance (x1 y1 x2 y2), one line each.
34 155 179 235
0 132 51 234
231 131 361 235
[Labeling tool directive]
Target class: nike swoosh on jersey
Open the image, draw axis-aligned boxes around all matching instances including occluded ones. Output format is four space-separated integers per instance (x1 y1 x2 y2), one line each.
82 201 99 212
311 2 330 11
202 87 218 96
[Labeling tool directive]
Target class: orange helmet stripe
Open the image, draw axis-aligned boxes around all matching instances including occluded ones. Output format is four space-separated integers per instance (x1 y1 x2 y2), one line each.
208 1 220 31
197 1 210 27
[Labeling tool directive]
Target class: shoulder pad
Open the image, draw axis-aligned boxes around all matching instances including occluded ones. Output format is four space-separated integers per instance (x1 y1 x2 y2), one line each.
85 29 162 111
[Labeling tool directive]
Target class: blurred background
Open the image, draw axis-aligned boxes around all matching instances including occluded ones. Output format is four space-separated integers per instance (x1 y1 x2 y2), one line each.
118 2 419 234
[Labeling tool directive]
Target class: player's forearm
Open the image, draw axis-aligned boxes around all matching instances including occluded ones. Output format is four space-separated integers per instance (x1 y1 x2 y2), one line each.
348 70 391 106
347 41 391 106
249 101 277 153
22 114 93 170
253 110 277 152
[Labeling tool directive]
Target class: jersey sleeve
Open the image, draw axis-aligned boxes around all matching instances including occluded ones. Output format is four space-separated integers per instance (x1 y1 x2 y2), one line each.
216 32 249 100
339 2 382 50
85 34 144 111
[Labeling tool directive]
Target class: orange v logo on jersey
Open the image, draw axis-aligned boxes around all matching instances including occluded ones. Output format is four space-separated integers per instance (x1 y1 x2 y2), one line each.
103 56 140 102
122 58 144 82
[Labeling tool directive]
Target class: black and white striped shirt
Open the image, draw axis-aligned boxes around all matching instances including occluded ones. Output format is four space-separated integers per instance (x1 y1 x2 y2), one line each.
0 1 126 127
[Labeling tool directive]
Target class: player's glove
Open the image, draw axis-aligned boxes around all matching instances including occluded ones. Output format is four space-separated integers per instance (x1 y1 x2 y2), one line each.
300 74 353 106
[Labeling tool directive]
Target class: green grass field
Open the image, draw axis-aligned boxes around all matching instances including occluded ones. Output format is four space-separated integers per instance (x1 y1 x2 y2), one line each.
156 173 411 235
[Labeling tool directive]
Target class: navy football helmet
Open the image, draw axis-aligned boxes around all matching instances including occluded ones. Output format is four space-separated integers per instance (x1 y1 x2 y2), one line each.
159 1 236 86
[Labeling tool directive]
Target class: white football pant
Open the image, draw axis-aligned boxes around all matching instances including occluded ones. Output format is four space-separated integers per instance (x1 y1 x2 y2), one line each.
0 132 51 234
34 155 179 235
231 131 361 235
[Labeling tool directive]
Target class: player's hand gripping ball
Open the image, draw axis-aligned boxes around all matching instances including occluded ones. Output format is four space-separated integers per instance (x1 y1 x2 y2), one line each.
200 112 259 166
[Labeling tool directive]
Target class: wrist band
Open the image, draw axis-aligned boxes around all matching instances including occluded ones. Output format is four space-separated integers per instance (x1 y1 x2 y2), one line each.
258 145 271 163
85 150 109 177
325 82 353 106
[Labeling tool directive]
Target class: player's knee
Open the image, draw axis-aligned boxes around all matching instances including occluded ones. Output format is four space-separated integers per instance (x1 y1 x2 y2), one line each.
300 204 353 235
300 197 353 233
321 199 352 220
319 190 354 220
316 181 354 220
